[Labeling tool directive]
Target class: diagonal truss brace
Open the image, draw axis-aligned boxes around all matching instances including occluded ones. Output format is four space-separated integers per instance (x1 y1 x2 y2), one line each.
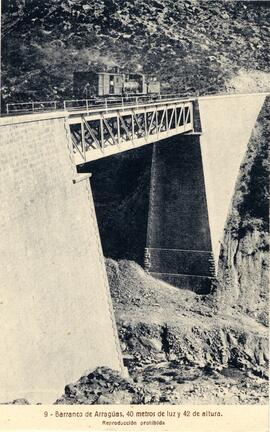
68 99 194 163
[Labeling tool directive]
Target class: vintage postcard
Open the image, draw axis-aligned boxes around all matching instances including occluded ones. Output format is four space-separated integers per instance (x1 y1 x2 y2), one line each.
0 0 269 430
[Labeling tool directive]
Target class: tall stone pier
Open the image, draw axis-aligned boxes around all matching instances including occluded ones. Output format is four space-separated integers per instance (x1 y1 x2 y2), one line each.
0 112 124 404
145 135 215 293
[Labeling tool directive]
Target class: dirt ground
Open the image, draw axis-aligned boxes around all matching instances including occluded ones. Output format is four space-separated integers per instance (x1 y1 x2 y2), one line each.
56 259 268 405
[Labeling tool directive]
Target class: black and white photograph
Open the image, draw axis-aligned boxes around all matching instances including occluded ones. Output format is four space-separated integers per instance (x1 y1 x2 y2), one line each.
0 0 269 429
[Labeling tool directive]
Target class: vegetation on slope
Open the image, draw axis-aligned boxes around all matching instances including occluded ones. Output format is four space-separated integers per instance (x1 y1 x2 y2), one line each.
2 0 270 103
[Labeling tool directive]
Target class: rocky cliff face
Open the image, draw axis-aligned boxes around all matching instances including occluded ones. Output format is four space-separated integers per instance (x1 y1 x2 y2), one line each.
2 0 270 102
218 228 268 325
217 97 269 325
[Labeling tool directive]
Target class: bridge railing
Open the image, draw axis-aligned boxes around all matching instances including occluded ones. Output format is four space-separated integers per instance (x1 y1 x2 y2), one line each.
6 100 60 115
6 93 193 115
6 90 269 116
64 93 192 112
63 98 103 111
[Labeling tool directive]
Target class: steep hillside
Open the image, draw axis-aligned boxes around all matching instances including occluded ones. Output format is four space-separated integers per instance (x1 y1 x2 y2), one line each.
2 0 270 103
55 259 268 405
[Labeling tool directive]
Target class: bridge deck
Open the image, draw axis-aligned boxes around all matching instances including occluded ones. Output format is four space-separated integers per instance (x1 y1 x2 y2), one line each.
5 92 269 165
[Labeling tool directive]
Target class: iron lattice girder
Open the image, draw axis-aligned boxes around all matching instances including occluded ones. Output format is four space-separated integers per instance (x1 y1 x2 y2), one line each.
68 100 194 163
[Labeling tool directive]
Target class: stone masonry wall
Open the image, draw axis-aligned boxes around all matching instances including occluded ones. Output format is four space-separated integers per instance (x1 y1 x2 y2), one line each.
146 135 214 293
0 113 123 403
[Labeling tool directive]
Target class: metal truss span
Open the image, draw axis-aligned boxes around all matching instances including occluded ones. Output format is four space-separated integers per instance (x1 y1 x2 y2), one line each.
67 99 194 164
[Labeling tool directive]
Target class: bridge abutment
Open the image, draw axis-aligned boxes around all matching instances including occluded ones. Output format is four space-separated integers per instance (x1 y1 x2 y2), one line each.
0 113 124 404
145 94 266 292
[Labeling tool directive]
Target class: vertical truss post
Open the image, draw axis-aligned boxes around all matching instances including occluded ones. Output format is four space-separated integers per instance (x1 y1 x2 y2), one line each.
177 106 183 127
183 102 186 132
100 118 104 149
131 113 135 140
165 106 169 131
144 108 148 137
155 107 158 136
117 113 121 146
148 110 155 135
168 107 175 130
189 102 194 131
81 118 86 161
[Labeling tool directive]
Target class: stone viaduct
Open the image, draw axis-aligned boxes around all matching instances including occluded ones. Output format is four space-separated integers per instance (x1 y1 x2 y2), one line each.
0 93 267 403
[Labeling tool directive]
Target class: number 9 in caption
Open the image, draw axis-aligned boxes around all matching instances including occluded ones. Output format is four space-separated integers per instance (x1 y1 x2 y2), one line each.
44 411 48 417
